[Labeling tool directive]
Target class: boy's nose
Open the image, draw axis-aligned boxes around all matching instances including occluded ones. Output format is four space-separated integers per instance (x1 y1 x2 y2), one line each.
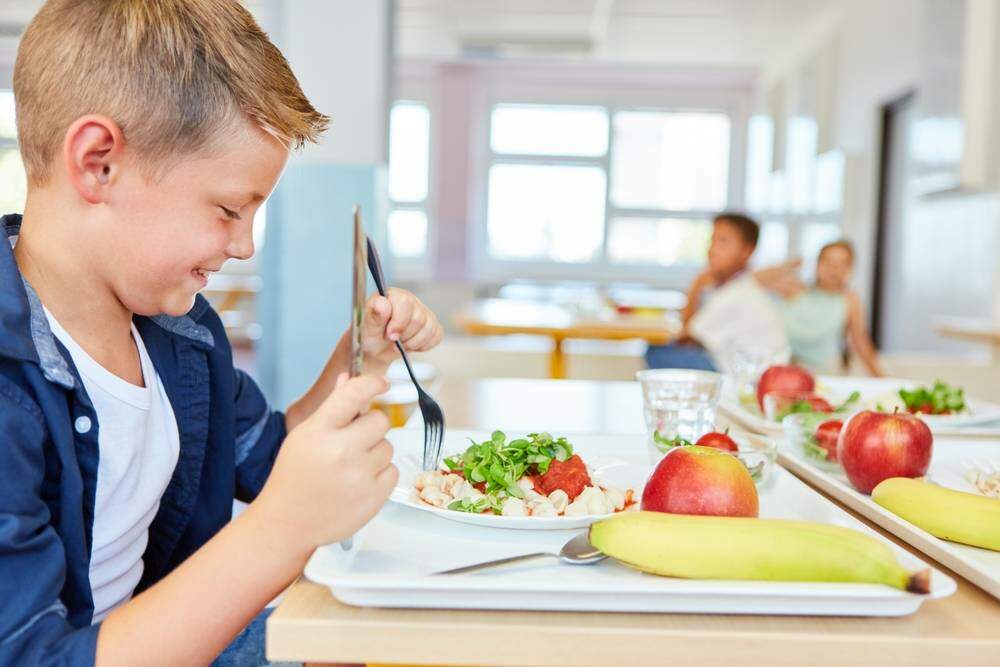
227 223 255 260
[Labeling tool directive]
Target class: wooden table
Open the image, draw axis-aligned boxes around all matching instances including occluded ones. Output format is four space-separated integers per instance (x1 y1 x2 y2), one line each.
937 317 1000 360
268 379 1000 667
455 299 681 379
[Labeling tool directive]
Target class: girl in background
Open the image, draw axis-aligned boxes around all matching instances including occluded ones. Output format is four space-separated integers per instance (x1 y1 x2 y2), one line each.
781 240 884 376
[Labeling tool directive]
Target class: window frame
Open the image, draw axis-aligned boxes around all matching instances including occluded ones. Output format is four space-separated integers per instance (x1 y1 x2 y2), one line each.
387 81 438 281
472 84 750 288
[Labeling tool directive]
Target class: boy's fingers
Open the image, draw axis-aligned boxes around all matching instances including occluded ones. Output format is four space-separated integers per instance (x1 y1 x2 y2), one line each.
339 410 391 451
402 319 440 351
374 462 400 494
398 308 428 342
385 292 414 342
366 439 394 472
321 375 389 427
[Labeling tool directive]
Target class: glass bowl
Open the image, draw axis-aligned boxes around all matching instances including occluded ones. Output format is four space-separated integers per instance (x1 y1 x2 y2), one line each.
728 430 778 487
782 412 847 472
761 390 835 422
647 428 777 487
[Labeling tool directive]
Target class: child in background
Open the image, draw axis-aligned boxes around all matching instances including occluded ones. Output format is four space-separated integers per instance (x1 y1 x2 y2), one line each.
780 240 884 376
646 213 795 371
0 1 443 665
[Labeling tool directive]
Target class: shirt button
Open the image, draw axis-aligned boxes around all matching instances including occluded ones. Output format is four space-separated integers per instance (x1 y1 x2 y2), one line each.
74 416 92 434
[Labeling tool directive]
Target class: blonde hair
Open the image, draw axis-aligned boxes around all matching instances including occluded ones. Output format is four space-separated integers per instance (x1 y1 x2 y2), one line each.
14 0 329 184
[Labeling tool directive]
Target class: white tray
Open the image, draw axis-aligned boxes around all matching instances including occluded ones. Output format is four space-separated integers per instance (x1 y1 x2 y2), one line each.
305 431 954 617
778 435 1000 600
720 375 1000 437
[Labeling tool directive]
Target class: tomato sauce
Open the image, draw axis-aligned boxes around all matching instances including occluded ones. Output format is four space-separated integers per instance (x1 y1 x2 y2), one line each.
533 455 592 501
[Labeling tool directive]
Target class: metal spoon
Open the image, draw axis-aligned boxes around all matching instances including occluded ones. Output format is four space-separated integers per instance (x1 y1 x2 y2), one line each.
434 533 606 575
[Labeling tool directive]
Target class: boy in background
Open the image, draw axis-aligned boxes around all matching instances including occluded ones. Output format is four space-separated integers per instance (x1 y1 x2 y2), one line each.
0 1 442 665
646 213 763 370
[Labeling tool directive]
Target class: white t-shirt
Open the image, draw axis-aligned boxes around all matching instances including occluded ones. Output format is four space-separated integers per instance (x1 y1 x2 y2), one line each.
44 310 180 622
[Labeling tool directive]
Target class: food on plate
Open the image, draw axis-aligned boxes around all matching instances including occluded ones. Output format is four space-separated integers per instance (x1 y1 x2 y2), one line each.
641 445 759 518
756 364 815 411
804 419 843 463
588 511 931 592
871 477 1000 552
763 390 834 421
965 467 1000 499
414 430 635 518
898 380 966 415
695 430 739 452
837 411 933 494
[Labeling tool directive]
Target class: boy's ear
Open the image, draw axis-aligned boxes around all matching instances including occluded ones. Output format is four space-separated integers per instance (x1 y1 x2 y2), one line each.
62 115 125 205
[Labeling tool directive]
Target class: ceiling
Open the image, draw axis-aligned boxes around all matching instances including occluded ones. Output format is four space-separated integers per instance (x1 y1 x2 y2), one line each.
397 0 842 68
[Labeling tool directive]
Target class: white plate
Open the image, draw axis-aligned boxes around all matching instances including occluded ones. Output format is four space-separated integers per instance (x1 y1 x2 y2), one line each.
388 429 647 530
777 435 1000 600
306 452 955 617
720 375 1000 436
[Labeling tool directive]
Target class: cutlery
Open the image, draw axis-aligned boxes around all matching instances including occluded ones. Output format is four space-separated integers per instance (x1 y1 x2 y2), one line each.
434 533 606 575
340 204 368 551
366 236 445 471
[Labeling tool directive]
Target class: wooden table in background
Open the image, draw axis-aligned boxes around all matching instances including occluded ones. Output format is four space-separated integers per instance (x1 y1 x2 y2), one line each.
268 379 1000 667
455 299 681 379
937 316 1000 360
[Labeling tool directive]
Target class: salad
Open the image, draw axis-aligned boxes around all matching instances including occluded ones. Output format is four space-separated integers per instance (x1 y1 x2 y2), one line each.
897 380 966 415
412 431 635 518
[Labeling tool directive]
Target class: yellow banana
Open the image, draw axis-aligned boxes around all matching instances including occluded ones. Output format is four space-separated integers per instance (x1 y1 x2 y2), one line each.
872 477 1000 552
588 511 929 593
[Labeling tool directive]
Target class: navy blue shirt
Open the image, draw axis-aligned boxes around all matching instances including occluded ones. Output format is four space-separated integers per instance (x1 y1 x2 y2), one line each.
0 214 287 665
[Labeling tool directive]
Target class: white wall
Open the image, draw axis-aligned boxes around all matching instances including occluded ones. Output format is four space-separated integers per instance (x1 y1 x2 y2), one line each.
763 0 1000 357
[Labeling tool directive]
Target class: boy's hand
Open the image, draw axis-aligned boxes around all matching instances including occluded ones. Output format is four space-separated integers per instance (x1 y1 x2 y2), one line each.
361 288 443 369
248 374 397 557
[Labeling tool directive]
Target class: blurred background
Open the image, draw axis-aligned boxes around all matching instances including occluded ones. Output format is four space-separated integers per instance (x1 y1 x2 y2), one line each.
1 0 998 408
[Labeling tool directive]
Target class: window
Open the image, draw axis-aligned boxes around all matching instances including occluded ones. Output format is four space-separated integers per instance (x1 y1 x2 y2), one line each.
611 111 729 211
487 163 605 262
0 91 26 215
483 102 732 274
387 101 431 259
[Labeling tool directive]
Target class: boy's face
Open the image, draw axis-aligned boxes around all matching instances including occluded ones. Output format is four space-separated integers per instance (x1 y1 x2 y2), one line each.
102 119 288 317
706 220 754 280
816 246 853 290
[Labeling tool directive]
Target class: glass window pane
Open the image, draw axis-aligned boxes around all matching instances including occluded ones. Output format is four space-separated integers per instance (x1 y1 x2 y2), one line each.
388 102 430 203
786 116 817 213
745 114 773 212
753 221 789 267
607 217 711 266
800 221 842 279
387 209 428 258
0 91 15 139
815 149 844 213
487 163 605 262
611 111 730 211
490 104 608 157
0 149 27 214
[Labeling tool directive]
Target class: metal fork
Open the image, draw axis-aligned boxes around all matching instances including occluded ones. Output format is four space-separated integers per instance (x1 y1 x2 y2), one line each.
365 237 445 471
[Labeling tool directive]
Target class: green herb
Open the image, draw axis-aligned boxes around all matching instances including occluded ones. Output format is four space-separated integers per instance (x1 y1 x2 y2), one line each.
441 430 574 510
802 435 832 462
837 391 861 410
898 381 966 415
652 431 694 453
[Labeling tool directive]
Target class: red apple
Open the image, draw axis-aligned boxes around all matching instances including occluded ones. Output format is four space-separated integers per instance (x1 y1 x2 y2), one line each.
837 411 933 494
757 365 815 410
641 445 759 517
814 419 843 462
763 390 834 420
695 431 739 452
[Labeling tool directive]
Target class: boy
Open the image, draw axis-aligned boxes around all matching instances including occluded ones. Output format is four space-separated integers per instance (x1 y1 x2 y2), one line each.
646 213 762 371
0 1 443 665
